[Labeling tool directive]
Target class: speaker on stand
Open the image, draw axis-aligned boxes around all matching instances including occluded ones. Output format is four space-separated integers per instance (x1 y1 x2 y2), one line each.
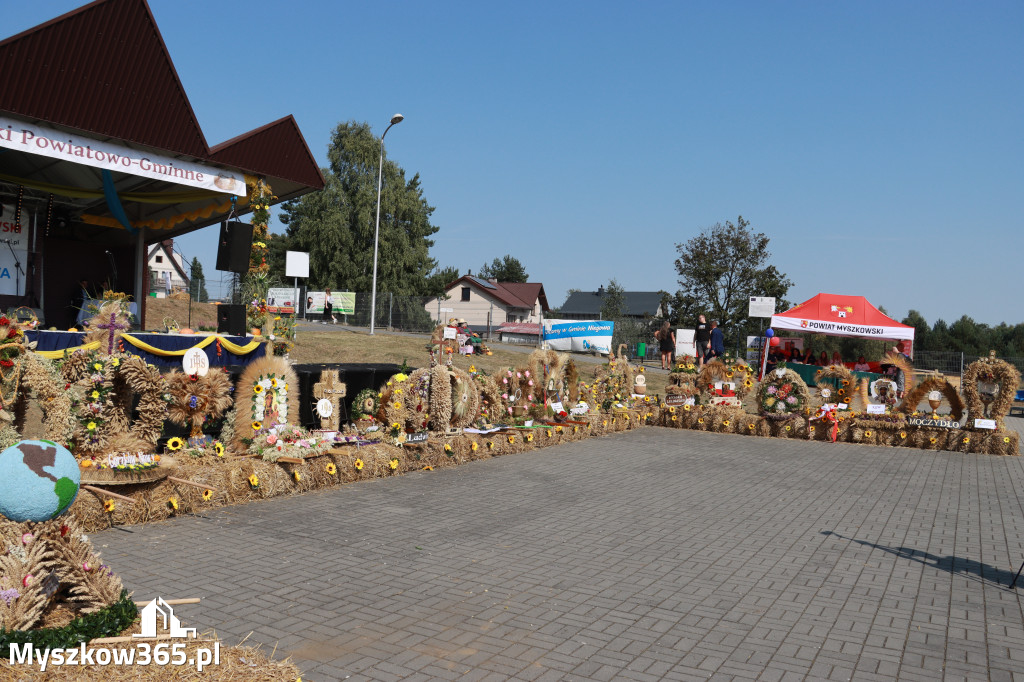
217 304 247 336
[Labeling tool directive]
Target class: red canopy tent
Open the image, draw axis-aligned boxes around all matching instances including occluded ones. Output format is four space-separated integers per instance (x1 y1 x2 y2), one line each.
770 292 915 346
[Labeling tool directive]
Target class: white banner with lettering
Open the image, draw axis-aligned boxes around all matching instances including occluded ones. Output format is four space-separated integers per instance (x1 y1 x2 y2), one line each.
0 204 27 296
0 115 247 195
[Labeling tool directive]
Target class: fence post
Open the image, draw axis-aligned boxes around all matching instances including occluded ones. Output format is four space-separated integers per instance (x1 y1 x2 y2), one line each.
959 352 964 393
389 292 393 330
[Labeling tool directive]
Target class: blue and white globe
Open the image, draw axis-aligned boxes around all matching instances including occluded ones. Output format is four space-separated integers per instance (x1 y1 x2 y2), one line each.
0 440 80 522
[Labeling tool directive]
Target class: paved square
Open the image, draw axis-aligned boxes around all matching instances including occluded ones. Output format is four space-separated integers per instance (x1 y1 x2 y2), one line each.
95 428 1024 681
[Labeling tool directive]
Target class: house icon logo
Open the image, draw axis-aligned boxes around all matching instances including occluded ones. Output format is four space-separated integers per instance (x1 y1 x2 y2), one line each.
133 597 197 639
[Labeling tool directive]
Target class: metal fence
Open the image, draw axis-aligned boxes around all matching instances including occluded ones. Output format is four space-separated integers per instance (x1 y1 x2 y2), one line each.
912 351 1024 389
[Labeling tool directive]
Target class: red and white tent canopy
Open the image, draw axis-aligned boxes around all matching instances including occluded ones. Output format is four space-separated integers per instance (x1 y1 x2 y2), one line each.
770 293 915 341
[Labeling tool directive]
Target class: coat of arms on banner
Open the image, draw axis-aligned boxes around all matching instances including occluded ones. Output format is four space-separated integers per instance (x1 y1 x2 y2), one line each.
830 305 853 318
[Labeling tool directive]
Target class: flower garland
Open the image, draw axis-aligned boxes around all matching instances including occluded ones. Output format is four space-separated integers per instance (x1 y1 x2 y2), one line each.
757 367 810 419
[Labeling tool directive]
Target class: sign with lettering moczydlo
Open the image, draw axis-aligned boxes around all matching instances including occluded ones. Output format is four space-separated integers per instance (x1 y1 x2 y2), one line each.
907 416 961 429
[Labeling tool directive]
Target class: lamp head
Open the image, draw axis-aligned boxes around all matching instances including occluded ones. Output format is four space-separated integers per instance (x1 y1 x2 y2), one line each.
390 113 404 125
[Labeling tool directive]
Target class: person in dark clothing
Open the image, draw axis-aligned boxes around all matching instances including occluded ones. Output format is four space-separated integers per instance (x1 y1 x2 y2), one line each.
322 288 336 324
694 314 712 366
709 320 725 361
655 320 675 370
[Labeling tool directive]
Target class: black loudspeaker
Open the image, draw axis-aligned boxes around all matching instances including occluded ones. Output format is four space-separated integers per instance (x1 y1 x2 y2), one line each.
217 304 246 336
215 221 254 273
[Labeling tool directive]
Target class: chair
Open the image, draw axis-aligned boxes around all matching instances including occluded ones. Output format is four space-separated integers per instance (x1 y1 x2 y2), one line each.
1011 389 1024 417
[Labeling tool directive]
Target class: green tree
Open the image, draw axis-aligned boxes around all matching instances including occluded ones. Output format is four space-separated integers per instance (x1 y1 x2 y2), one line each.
426 265 460 296
599 278 626 321
188 257 209 303
279 121 439 295
673 215 792 347
478 255 529 283
902 310 930 351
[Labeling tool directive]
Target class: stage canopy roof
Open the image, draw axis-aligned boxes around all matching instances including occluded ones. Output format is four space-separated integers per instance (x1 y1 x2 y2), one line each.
0 0 324 246
770 293 915 341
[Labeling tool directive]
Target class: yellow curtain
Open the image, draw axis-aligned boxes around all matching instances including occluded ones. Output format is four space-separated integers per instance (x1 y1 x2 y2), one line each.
32 341 102 359
32 334 261 360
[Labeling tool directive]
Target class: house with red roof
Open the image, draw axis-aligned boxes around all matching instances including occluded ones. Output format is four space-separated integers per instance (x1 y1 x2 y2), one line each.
424 275 550 338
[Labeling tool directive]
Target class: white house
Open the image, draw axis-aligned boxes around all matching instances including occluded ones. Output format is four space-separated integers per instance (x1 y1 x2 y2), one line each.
147 239 189 297
423 275 550 335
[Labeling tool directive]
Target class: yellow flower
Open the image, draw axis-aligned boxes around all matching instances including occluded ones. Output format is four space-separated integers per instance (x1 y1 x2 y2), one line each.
394 373 408 383
668 406 676 414
602 420 607 427
488 441 495 449
723 420 731 427
748 423 755 430
354 459 364 471
293 471 302 482
391 422 401 430
103 499 116 513
87 421 97 431
214 441 224 457
644 396 650 403
326 462 337 475
526 434 533 442
93 362 103 371
573 426 579 433
168 497 179 511
423 465 434 471
471 441 478 451
684 404 692 411
726 372 734 378
444 443 452 452
248 474 259 487
394 388 403 395
744 380 753 388
930 437 937 444
671 415 678 422
111 358 120 367
864 431 873 438
254 385 264 394
785 425 791 431
202 489 213 501
1005 437 1012 444
389 458 399 470
809 426 816 433
698 418 705 424
469 365 477 372
166 437 184 451
270 378 278 387
508 435 515 444
252 421 262 431
900 432 907 439
556 426 563 432
963 437 970 444
91 390 100 400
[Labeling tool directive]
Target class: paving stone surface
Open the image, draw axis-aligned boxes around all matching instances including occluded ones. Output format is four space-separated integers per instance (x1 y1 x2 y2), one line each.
95 428 1024 681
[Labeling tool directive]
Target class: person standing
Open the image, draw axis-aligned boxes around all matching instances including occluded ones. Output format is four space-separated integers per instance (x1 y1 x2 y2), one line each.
694 314 712 366
655 321 675 370
709 320 725 361
322 288 335 325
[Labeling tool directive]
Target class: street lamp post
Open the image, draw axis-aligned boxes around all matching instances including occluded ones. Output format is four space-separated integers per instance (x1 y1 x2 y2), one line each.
370 113 404 335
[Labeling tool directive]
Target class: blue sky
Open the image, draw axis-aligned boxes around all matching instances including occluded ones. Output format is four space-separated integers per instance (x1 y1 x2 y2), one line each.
7 1 1022 326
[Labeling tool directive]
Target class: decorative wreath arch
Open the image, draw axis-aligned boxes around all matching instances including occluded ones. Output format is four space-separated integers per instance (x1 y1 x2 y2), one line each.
813 364 859 410
697 359 755 406
899 375 964 422
962 356 1021 423
60 351 167 456
758 367 811 419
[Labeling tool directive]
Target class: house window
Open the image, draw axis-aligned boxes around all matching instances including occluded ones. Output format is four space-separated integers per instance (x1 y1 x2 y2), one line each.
461 287 470 302
155 255 163 263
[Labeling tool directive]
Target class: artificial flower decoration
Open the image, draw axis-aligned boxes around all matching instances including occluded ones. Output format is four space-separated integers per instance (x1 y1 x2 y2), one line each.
963 437 970 444
508 435 515 444
864 431 873 438
87 421 97 431
389 458 399 470
93 362 103 371
168 497 179 511
930 437 937 444
103 499 116 513
254 385 264 395
270 378 278 388
293 471 302 482
354 459 365 471
722 420 731 427
423 465 434 471
444 443 452 452
393 401 403 410
471 441 478 451
326 462 337 475
748 423 755 430
698 418 705 424
900 431 907 439
684 404 692 411
111 357 120 367
1006 437 1012 444
248 473 260 488
671 415 678 422
202 489 213 501
214 441 225 457
91 390 100 400
526 434 534 442
167 437 184 451
252 421 262 431
785 425 791 431
487 441 495 449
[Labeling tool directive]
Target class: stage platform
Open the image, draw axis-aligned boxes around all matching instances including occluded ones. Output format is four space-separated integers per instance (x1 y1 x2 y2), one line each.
27 329 266 368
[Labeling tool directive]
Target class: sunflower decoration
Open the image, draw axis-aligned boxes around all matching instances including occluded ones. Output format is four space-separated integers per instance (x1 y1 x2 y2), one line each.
487 441 495 450
293 471 302 482
354 458 365 471
166 437 184 452
326 462 337 475
526 433 534 443
168 497 179 512
213 441 225 457
389 458 399 470
697 359 755 409
202 489 213 501
254 384 264 395
471 441 479 451
248 473 259 488
443 443 452 453
507 435 515 444
422 465 434 471
103 499 116 513
814 364 860 412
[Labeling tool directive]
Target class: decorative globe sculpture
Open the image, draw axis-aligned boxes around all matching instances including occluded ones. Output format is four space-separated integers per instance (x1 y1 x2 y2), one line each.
0 440 80 522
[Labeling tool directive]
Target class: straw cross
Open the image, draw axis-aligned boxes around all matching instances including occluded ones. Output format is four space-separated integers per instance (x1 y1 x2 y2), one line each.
96 313 129 355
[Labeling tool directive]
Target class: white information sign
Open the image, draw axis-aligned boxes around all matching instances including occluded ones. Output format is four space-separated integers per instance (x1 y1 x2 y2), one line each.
866 404 886 415
550 401 565 414
182 347 210 376
443 326 457 340
0 115 246 194
748 296 776 318
285 251 309 278
974 418 997 430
